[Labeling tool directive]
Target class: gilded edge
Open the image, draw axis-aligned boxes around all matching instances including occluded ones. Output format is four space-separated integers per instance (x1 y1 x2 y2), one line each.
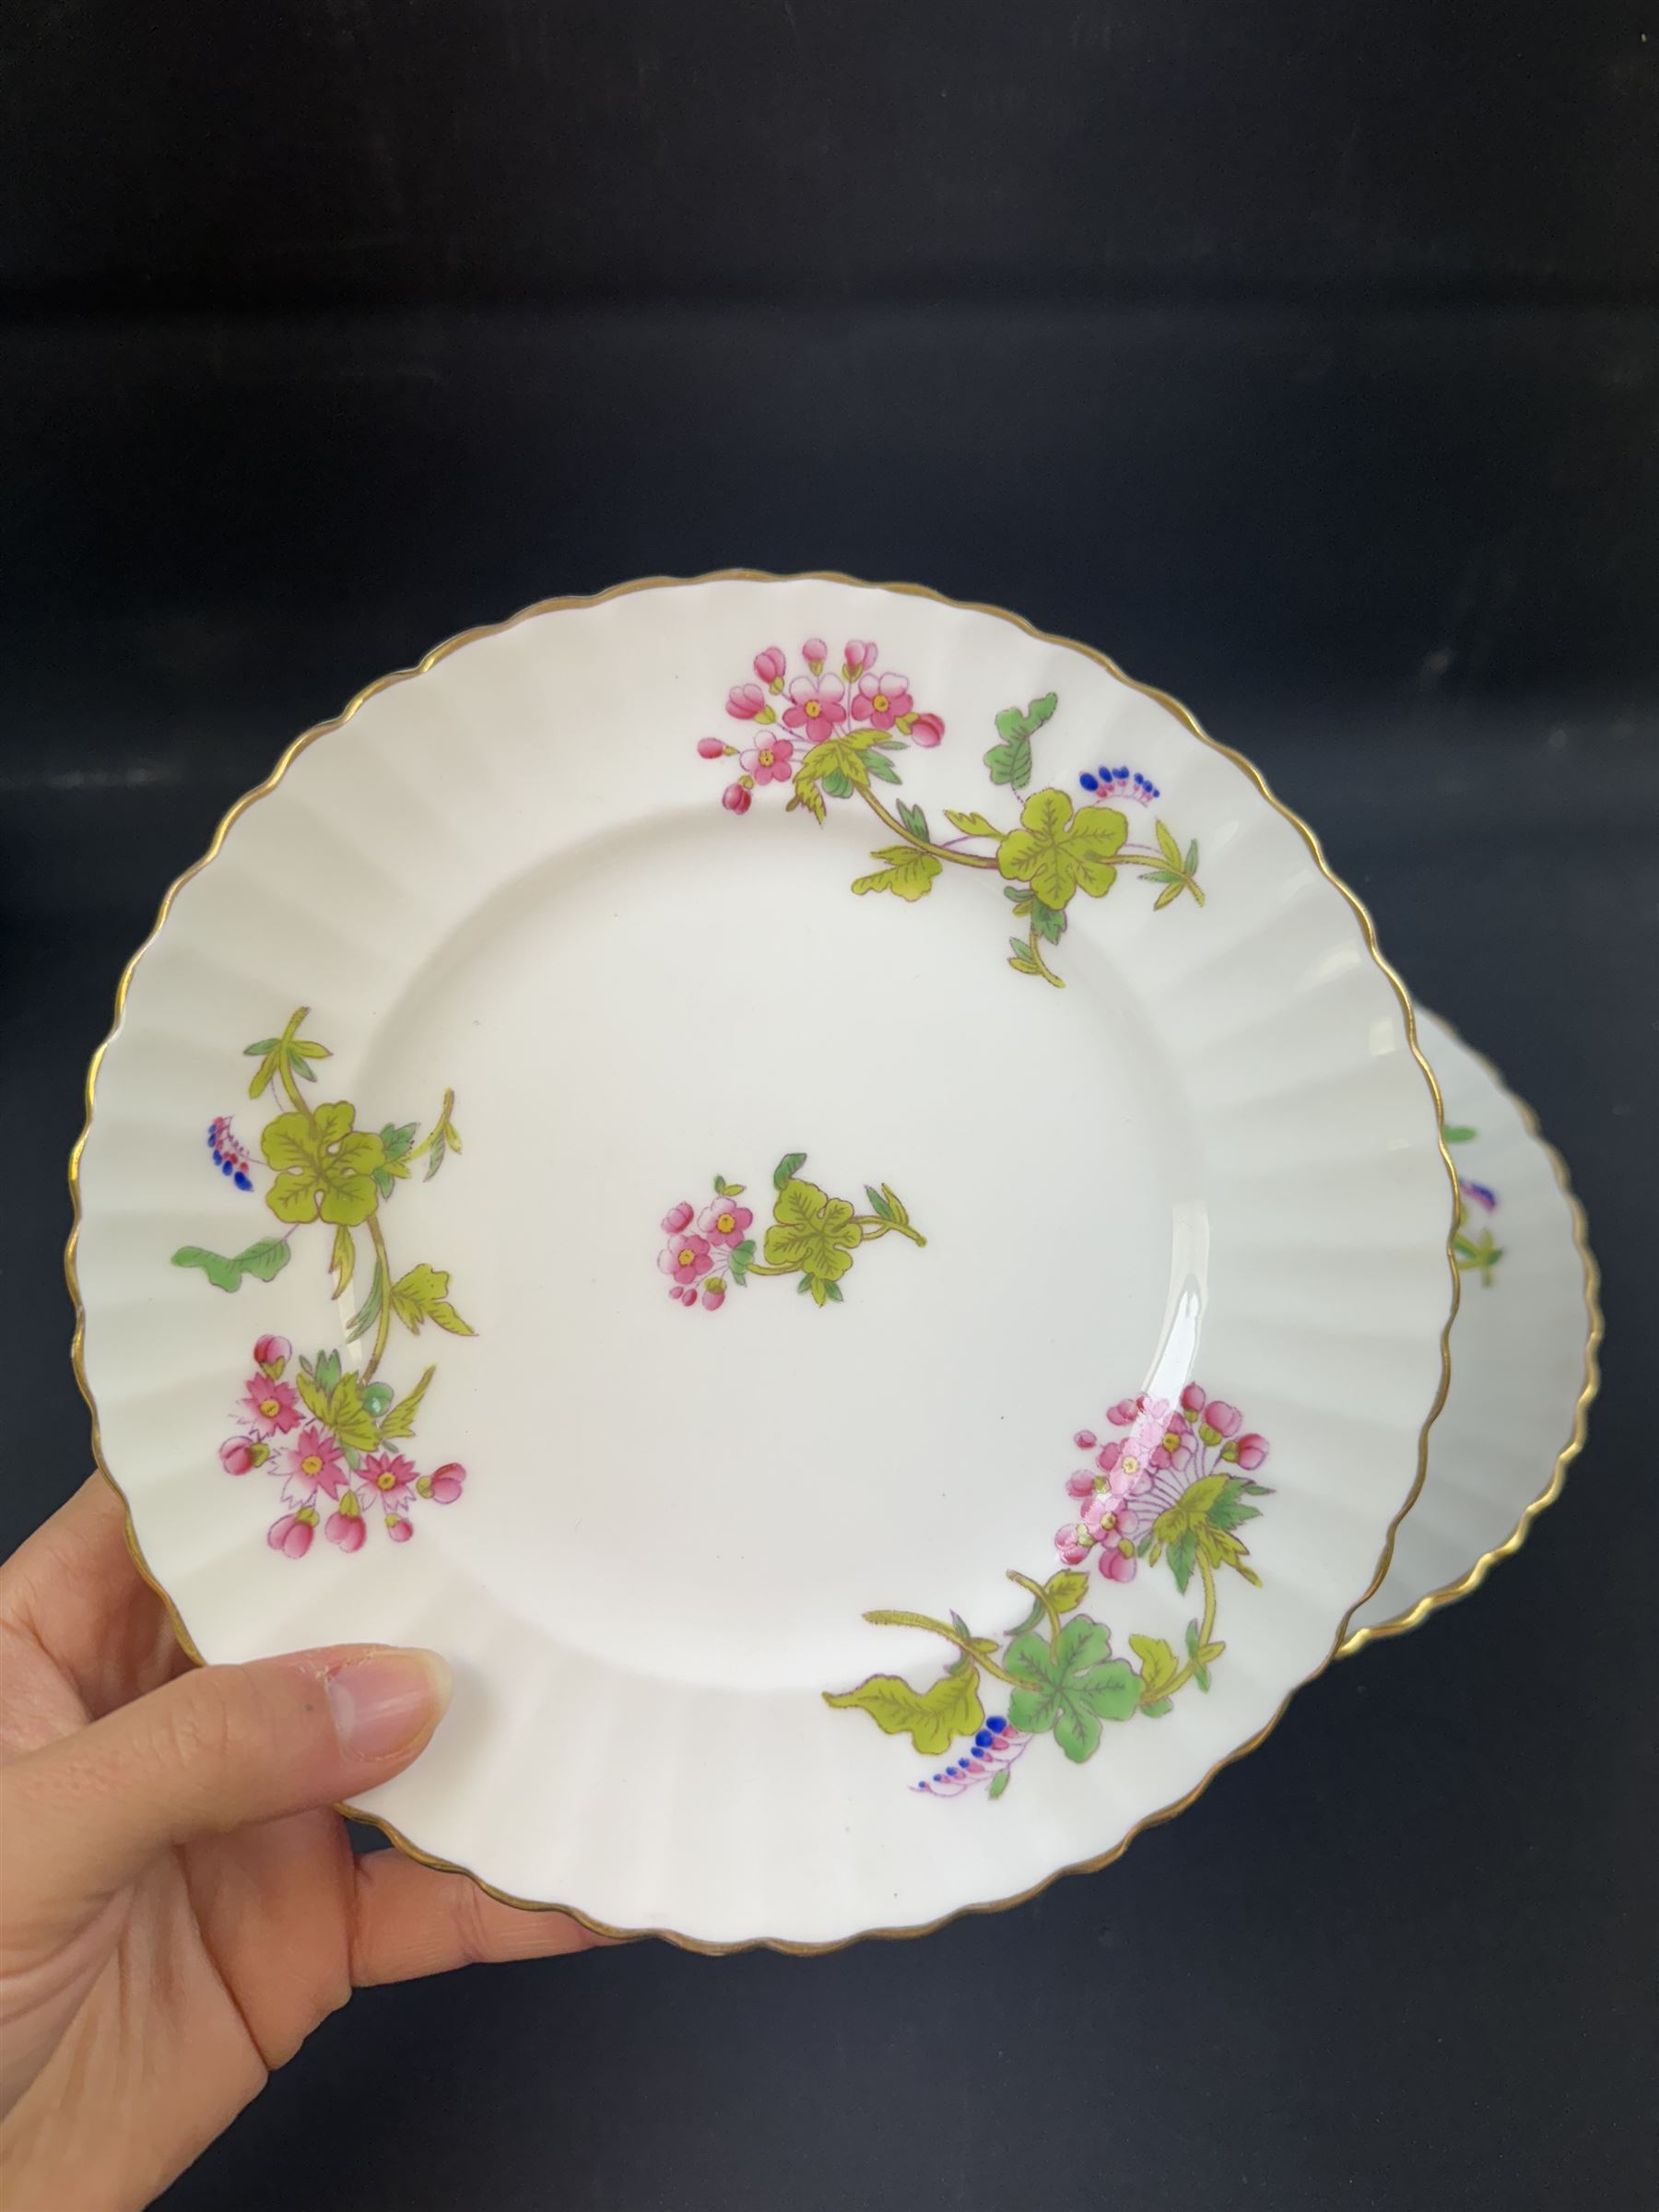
1336 1018 1602 1657
63 568 1462 1958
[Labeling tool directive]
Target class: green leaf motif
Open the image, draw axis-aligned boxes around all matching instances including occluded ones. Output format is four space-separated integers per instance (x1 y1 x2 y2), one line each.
988 1768 1011 1800
864 750 903 785
763 1179 863 1286
823 1658 984 1756
382 1122 417 1162
1165 1526 1199 1594
727 1238 756 1286
794 735 875 815
996 790 1126 911
772 1150 807 1192
877 1184 912 1229
1442 1125 1477 1146
898 799 930 842
946 807 1001 839
379 1364 435 1441
373 1121 416 1197
982 692 1058 791
1153 1474 1260 1586
1454 1227 1504 1284
1006 1565 1094 1636
297 1369 332 1425
234 1238 290 1282
170 1245 241 1292
984 730 1032 790
390 1261 475 1337
170 1238 291 1293
1206 1477 1264 1534
345 1264 384 1343
1030 898 1067 945
949 1611 1001 1660
821 768 854 800
1184 1618 1225 1690
1004 1616 1140 1763
1130 1634 1181 1709
865 1184 894 1220
1046 1569 1091 1615
261 1102 386 1230
326 1371 382 1453
851 846 943 902
245 1013 331 1102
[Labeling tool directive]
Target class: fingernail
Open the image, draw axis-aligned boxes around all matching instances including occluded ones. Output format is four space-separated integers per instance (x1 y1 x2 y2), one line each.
326 1649 452 1762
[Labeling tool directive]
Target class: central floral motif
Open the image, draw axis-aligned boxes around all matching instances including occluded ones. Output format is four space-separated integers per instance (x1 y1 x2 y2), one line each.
657 1154 924 1312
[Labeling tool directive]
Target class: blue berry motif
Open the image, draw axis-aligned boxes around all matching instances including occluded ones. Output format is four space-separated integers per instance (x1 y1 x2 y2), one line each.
1078 764 1159 806
913 1714 1028 1798
206 1114 255 1193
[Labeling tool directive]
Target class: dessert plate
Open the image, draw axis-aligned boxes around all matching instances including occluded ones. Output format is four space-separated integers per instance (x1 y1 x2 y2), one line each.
70 574 1458 1950
1340 1008 1600 1652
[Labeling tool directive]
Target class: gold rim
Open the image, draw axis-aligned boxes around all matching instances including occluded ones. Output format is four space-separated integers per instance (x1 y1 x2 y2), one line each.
65 569 1461 1956
1336 1013 1601 1656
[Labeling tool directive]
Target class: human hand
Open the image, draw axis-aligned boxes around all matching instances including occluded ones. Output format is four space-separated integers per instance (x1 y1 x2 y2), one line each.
0 1477 607 2210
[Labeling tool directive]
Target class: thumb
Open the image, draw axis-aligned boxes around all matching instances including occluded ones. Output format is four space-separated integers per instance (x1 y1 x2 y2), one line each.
1 1645 451 1940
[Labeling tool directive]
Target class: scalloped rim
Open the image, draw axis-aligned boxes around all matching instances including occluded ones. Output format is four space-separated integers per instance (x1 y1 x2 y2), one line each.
1337 1009 1601 1656
65 570 1461 1954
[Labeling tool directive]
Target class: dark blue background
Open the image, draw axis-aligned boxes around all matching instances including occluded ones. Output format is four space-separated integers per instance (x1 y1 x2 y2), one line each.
3 3 1656 2206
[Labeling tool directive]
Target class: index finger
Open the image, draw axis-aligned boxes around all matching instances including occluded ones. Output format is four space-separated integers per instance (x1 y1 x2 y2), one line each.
0 1474 185 1713
349 1847 623 1984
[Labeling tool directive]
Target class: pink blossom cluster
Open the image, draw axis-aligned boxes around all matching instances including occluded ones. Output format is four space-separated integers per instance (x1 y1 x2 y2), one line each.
696 638 945 813
657 1194 753 1312
1054 1383 1270 1583
218 1335 466 1557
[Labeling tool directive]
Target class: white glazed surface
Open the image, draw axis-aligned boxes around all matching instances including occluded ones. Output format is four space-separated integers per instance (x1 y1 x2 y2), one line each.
1343 1009 1597 1647
73 578 1457 1947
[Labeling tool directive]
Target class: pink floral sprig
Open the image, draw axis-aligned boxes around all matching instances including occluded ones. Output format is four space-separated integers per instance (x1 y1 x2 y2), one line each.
656 1176 756 1312
697 637 947 814
214 1335 466 1558
1055 1383 1271 1584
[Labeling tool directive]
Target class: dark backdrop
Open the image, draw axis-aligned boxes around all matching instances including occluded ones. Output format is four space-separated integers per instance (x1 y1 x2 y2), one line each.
3 5 1656 2208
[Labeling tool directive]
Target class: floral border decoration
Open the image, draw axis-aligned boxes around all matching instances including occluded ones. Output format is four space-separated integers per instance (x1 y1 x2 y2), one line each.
699 637 1204 987
826 1384 1271 1799
172 1006 473 1558
1446 1124 1503 1286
